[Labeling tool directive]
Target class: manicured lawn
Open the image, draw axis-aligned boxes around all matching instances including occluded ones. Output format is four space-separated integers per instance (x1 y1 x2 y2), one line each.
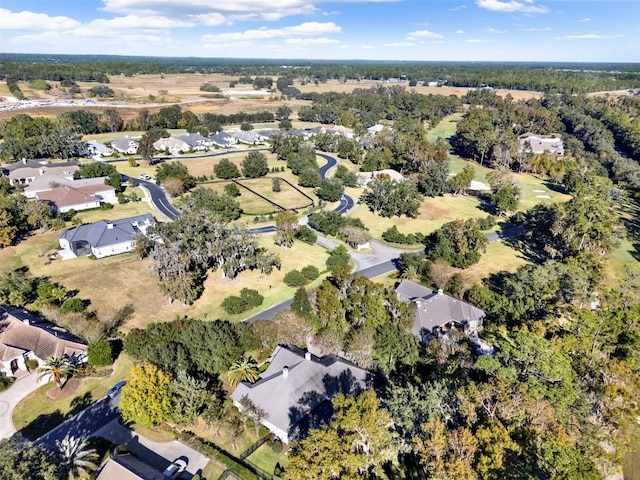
426 112 464 142
461 240 529 285
198 181 280 216
239 178 312 211
13 355 134 440
246 442 288 477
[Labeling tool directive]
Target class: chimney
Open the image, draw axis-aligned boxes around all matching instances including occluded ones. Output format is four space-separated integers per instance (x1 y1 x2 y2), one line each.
282 366 289 378
106 222 114 230
305 351 311 361
437 288 444 295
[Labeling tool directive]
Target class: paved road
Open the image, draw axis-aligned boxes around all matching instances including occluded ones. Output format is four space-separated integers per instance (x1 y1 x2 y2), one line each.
36 393 121 448
136 178 181 220
0 373 42 440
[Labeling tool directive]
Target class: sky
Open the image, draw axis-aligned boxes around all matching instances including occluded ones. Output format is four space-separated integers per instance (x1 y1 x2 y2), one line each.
0 0 638 63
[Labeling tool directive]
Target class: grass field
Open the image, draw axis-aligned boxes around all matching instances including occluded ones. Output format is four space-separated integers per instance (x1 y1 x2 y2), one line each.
246 442 288 476
13 355 134 440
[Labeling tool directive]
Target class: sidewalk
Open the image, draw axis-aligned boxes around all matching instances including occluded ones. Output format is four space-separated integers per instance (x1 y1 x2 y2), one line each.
0 373 42 439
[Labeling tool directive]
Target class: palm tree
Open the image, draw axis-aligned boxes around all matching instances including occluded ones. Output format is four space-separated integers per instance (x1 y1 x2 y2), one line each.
56 435 98 480
38 356 73 389
227 355 260 387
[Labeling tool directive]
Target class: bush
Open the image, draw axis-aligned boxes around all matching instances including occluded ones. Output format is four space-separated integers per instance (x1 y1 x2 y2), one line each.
222 296 246 315
61 298 85 313
222 289 264 315
0 376 14 392
301 265 320 281
477 215 496 231
87 339 113 367
295 225 317 244
283 270 307 287
382 225 423 244
26 359 39 371
240 288 264 308
272 438 283 453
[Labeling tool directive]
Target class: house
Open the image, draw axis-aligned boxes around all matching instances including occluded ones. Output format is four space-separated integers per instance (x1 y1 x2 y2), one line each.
85 140 113 157
111 136 139 155
3 159 79 186
178 132 211 151
395 279 485 341
518 133 564 156
58 213 155 259
256 129 280 140
231 130 264 145
366 124 386 135
231 345 370 444
152 137 190 156
326 125 355 139
36 183 117 213
209 131 238 148
0 306 86 378
97 454 165 480
355 169 406 187
24 175 112 199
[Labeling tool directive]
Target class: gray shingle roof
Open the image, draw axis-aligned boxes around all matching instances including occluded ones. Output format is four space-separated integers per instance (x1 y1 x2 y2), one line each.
59 214 155 248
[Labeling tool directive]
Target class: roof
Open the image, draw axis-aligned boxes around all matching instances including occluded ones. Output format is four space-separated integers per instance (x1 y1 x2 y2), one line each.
518 133 564 156
8 164 80 181
36 184 113 208
59 214 155 249
396 279 485 336
231 131 263 143
111 137 139 151
0 307 86 362
85 140 113 155
3 159 78 173
153 137 189 150
25 175 108 195
231 345 369 440
178 132 209 146
209 131 237 146
97 455 164 480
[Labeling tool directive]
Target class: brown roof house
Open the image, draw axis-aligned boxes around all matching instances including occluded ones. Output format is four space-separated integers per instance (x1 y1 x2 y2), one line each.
3 159 79 186
231 345 370 443
0 306 86 378
36 183 117 213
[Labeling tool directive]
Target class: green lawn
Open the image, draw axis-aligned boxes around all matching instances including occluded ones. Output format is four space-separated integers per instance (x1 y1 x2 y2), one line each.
426 112 464 142
246 442 288 477
13 355 134 440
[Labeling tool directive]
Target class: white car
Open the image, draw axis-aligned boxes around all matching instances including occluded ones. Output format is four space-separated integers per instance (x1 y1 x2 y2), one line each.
139 173 151 180
163 458 187 479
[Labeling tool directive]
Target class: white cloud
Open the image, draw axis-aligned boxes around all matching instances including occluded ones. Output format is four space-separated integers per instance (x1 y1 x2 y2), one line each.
465 38 495 43
383 42 418 47
0 8 81 30
577 17 591 23
487 28 507 34
449 5 467 11
202 22 340 42
520 26 551 32
557 34 623 40
476 0 548 14
85 15 193 30
406 29 444 39
284 37 339 45
456 29 465 34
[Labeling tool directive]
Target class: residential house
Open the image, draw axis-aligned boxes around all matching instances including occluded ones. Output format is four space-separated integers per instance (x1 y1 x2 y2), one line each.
178 132 211 151
0 306 86 378
326 125 354 139
36 183 117 213
355 169 405 187
96 455 165 480
231 130 264 145
111 136 139 155
24 175 112 199
85 140 113 157
256 129 280 140
395 279 485 341
518 133 564 156
58 213 155 259
3 159 79 186
366 124 386 135
231 345 370 444
152 137 190 156
209 131 238 148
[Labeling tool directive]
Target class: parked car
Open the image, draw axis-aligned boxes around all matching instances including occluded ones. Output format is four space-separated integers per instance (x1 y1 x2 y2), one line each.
139 173 151 180
163 458 187 479
107 380 126 398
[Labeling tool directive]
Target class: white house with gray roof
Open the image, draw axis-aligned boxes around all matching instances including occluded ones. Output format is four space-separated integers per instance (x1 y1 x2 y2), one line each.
111 136 139 155
209 131 237 148
231 345 370 443
518 133 564 156
395 279 485 341
231 130 264 145
58 214 155 259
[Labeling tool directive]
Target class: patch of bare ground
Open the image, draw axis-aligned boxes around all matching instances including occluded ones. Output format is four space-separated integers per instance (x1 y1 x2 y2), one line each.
46 378 82 400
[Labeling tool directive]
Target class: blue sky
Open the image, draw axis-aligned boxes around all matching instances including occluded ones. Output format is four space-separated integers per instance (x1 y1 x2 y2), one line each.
0 0 638 62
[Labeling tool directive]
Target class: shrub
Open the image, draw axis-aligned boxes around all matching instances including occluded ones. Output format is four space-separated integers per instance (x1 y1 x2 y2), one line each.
272 438 283 453
240 288 264 308
283 270 307 287
295 225 317 244
87 339 113 367
26 358 39 371
0 376 14 392
301 265 320 281
222 296 246 315
477 215 496 231
61 298 85 313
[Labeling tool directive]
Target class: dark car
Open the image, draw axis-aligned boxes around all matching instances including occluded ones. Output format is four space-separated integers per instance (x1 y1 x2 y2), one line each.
107 381 126 398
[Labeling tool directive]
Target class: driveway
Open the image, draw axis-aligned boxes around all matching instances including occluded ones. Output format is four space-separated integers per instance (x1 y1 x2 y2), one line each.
95 419 209 479
0 373 42 439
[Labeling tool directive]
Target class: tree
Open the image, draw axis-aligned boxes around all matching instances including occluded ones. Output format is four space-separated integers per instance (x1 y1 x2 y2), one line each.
87 339 112 367
426 218 488 268
228 356 260 387
292 287 313 319
0 437 61 480
417 159 450 196
316 178 344 202
274 210 297 249
214 158 241 179
360 175 422 218
298 168 322 187
326 245 351 271
296 225 317 244
224 183 241 197
286 389 396 480
38 356 73 390
488 167 520 216
56 435 98 480
170 370 210 427
242 151 269 178
119 362 172 427
450 165 475 195
334 164 359 187
138 132 156 165
162 177 187 197
284 270 307 287
155 161 196 191
272 177 281 192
